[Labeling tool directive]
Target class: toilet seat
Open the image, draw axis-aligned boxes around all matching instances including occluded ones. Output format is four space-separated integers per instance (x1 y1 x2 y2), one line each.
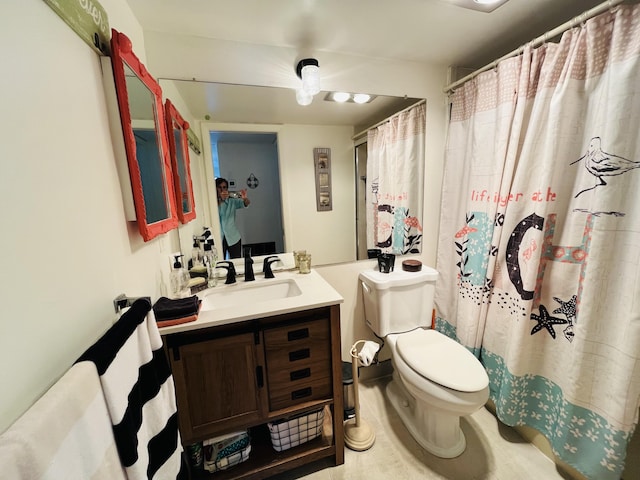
396 329 489 392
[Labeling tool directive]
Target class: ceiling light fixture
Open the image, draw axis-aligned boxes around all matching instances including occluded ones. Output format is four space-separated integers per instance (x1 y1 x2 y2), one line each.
447 0 509 13
353 93 371 104
332 92 351 103
296 88 313 106
296 58 320 95
324 92 377 104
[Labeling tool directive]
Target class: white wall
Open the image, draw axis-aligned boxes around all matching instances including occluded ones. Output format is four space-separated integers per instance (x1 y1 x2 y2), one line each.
0 0 200 433
278 124 356 265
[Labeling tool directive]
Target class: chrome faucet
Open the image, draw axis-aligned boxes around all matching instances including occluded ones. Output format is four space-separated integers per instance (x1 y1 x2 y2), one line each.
216 261 236 284
243 247 255 282
263 256 280 279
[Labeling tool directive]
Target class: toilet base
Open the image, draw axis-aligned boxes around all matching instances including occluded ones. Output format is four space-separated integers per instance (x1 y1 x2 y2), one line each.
386 374 466 458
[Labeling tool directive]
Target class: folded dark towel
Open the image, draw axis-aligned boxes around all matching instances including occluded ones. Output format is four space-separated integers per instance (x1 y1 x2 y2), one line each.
153 296 201 321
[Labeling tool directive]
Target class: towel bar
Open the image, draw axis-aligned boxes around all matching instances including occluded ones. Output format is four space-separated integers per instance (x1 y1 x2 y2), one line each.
113 293 151 313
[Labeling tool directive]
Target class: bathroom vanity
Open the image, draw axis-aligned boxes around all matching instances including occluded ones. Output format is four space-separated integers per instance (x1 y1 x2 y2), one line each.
160 270 344 479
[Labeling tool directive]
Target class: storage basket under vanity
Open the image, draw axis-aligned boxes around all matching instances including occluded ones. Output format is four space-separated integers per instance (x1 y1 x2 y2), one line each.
267 408 324 452
202 430 251 473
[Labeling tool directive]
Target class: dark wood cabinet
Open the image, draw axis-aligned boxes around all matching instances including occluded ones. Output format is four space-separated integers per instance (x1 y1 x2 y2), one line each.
163 304 344 479
263 317 332 411
168 331 268 440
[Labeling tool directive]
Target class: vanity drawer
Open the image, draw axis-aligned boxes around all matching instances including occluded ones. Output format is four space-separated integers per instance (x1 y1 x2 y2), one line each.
264 318 332 410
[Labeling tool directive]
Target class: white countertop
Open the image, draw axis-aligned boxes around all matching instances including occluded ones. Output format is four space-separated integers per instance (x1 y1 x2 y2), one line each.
159 269 344 335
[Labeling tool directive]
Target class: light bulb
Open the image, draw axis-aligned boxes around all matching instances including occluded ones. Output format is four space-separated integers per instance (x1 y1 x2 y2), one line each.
332 92 350 103
296 88 313 106
353 93 371 104
301 65 320 95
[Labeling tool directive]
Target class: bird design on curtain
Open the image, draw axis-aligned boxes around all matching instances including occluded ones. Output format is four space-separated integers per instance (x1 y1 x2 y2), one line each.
572 137 640 198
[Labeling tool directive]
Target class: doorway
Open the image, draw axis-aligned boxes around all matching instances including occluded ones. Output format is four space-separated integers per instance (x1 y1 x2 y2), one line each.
210 131 285 257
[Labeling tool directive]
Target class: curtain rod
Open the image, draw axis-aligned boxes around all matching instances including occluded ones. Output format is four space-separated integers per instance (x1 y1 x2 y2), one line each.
352 99 426 140
443 0 626 94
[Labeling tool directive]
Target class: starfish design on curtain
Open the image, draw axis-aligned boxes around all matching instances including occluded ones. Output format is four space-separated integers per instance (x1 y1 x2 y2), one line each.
530 304 568 339
553 295 578 324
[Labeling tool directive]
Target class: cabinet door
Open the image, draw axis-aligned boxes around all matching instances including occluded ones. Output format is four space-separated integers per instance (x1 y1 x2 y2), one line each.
169 332 267 442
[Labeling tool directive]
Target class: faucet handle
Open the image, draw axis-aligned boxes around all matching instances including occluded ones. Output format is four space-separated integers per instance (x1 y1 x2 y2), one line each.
244 250 255 282
216 261 236 284
263 256 280 279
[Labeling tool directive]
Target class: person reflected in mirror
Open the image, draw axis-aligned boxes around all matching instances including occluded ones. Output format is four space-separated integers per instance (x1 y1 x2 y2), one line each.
216 177 250 259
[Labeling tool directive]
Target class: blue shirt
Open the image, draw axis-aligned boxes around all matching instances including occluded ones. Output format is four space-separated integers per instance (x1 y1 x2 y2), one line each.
218 197 245 246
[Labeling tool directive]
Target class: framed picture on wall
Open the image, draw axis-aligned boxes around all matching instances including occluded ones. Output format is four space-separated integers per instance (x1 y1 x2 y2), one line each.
314 148 332 211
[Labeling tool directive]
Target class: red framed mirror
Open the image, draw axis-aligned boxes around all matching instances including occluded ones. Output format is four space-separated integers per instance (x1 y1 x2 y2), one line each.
109 29 178 241
165 99 196 224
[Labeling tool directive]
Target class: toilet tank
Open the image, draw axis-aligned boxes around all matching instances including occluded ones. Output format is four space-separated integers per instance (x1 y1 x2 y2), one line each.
359 266 438 337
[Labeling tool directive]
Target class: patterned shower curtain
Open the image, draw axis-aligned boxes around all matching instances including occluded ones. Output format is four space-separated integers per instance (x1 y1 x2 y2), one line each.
366 102 425 254
435 5 640 479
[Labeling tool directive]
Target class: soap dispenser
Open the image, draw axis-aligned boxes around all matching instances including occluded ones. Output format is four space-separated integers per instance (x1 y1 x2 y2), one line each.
191 238 203 267
208 238 218 264
170 254 191 298
203 241 219 287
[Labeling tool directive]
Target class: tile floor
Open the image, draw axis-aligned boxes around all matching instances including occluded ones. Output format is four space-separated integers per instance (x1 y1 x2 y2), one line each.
272 375 573 480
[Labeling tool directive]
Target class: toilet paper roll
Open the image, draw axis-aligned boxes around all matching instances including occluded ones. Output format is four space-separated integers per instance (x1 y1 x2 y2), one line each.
358 341 381 366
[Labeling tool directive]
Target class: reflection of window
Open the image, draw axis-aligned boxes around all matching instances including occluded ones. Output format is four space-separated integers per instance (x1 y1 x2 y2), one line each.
134 128 169 224
211 138 220 178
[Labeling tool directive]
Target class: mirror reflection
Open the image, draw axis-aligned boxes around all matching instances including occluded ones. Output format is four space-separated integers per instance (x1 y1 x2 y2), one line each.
125 64 170 224
165 99 196 223
159 79 423 265
110 29 178 242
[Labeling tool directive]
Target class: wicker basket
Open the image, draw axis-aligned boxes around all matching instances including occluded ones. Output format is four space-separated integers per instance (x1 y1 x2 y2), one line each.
203 430 251 473
267 409 324 452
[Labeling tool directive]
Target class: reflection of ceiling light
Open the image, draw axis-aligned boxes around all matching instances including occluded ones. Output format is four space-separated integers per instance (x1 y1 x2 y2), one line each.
447 0 508 13
332 92 350 103
296 88 313 106
323 92 377 104
353 94 371 104
296 58 320 96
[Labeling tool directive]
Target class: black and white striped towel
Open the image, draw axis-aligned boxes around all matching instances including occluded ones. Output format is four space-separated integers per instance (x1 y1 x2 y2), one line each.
77 298 185 480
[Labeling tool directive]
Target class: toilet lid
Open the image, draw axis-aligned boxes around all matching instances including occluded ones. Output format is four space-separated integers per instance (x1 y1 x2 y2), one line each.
396 329 489 392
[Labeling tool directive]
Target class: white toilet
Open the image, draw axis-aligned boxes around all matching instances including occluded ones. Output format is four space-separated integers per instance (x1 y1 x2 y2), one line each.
359 266 489 458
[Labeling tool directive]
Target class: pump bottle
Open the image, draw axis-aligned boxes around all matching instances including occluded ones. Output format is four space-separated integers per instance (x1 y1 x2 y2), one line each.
191 238 203 267
203 241 219 287
170 254 191 298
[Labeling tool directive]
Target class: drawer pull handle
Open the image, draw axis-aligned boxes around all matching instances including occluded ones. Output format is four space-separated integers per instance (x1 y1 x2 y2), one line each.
290 368 311 381
291 387 312 400
289 348 310 362
287 328 309 341
256 366 264 388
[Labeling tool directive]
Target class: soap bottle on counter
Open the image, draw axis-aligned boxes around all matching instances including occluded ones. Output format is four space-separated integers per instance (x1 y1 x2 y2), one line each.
170 254 191 298
191 238 203 267
203 241 219 287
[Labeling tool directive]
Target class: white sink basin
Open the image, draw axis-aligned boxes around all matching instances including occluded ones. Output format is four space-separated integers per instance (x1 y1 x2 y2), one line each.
200 278 302 310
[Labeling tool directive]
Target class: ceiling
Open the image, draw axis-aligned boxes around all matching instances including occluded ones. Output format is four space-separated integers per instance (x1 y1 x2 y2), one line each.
127 0 606 128
158 79 421 129
126 0 604 69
